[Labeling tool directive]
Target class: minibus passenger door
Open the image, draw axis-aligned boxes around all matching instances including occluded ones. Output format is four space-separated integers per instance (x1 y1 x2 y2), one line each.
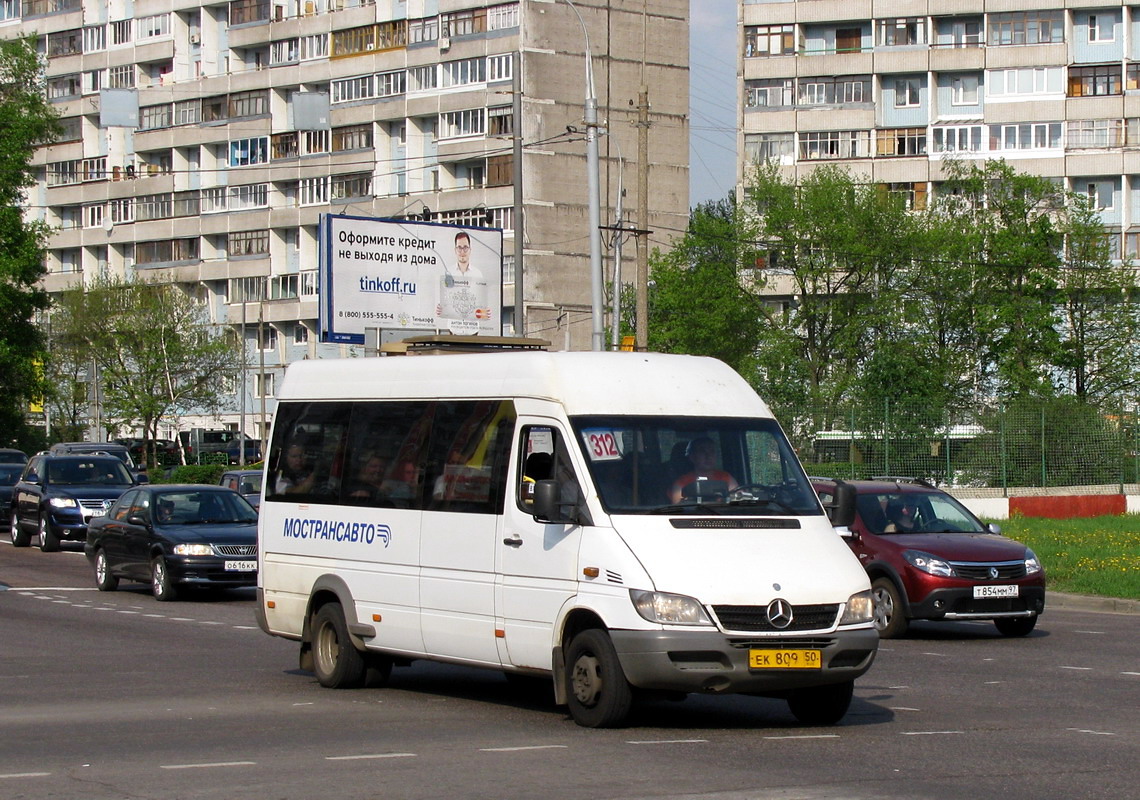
498 423 586 671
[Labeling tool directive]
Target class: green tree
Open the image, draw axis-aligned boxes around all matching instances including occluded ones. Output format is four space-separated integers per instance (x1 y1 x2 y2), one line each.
643 197 764 376
0 37 60 448
52 277 241 468
934 159 1065 398
1056 194 1140 403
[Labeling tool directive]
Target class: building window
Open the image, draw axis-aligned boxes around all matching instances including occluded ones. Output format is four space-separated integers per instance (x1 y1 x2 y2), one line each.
1067 119 1124 149
303 130 329 155
883 182 928 211
987 12 1063 46
294 324 309 345
1069 65 1122 97
988 122 1062 151
259 327 278 352
745 24 795 57
229 90 269 118
137 13 170 39
230 137 269 167
488 106 513 136
136 193 173 221
988 67 1063 97
271 38 300 65
440 109 485 139
111 19 132 45
56 116 82 142
744 132 795 162
442 8 487 37
880 18 925 47
442 57 485 88
333 124 372 152
255 372 275 398
894 77 922 107
47 74 81 100
951 75 980 105
301 33 328 60
140 104 173 130
175 99 201 125
109 198 134 223
331 172 372 200
488 155 512 187
488 54 513 82
409 17 438 44
932 125 984 153
938 18 982 48
488 2 519 31
228 230 269 257
377 69 406 97
108 65 135 89
173 191 200 217
409 65 436 92
1083 180 1114 211
47 28 82 58
83 25 106 52
746 78 794 109
83 204 104 229
332 76 373 103
298 176 329 206
136 238 198 265
876 128 926 157
1088 15 1114 44
798 76 869 106
799 130 871 160
230 0 271 26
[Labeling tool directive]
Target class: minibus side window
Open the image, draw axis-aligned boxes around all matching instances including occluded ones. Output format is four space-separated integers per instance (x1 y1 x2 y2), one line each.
517 426 582 513
341 401 432 509
427 400 516 514
265 402 350 503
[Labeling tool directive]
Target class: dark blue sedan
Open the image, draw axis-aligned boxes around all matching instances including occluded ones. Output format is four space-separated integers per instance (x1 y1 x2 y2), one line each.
85 485 258 601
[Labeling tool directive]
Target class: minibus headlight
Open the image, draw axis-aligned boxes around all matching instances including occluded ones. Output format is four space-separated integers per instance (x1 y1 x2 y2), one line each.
173 543 214 556
629 590 713 626
840 590 874 625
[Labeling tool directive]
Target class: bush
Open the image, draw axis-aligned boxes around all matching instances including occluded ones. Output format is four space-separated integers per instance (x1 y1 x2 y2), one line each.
160 464 230 485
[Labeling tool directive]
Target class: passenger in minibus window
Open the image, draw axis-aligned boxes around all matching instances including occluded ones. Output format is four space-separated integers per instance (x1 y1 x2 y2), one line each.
276 443 316 495
347 453 386 500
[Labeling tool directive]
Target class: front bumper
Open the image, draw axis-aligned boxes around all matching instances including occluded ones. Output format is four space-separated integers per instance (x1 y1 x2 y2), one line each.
165 555 258 588
609 627 879 695
909 585 1046 621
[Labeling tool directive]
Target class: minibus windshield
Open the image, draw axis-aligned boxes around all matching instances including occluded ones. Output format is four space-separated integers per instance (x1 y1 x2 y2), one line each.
571 416 823 516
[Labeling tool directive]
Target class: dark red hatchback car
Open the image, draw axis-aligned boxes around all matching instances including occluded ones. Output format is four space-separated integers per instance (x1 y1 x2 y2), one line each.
813 478 1046 638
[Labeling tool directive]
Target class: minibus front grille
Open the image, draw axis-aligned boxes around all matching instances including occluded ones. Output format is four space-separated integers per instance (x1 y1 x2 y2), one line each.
670 518 801 529
712 604 841 633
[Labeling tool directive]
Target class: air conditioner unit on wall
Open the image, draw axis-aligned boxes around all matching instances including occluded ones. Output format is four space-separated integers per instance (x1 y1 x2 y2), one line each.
190 33 201 44
438 37 450 51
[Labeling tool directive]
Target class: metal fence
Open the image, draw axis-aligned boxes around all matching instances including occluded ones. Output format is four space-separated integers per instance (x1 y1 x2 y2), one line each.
782 400 1140 495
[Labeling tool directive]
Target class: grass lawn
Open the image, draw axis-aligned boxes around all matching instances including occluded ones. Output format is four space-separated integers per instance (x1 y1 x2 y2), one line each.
992 515 1140 600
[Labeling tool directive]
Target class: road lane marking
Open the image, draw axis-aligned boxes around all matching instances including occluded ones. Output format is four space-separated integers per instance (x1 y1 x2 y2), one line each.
161 761 257 770
1074 630 1104 635
327 753 417 760
480 745 569 752
900 731 963 736
0 772 51 779
1059 666 1092 671
762 735 839 741
1123 672 1140 676
889 706 921 712
626 739 708 745
1067 728 1116 736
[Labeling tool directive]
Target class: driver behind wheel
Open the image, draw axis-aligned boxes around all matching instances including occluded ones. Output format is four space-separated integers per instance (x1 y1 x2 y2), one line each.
883 496 919 533
668 437 739 503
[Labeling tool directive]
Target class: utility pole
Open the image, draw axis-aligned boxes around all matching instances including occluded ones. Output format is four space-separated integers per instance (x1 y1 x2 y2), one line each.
512 51 525 337
635 84 650 351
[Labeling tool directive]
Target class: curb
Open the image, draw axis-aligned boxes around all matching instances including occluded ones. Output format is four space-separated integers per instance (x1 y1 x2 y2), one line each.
1048 592 1140 615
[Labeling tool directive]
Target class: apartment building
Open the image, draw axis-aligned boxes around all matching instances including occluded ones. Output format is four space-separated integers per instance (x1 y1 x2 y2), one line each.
739 0 1140 259
7 0 690 439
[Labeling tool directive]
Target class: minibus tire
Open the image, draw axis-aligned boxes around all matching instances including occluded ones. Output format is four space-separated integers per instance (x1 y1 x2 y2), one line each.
787 679 854 726
564 629 633 728
312 603 366 689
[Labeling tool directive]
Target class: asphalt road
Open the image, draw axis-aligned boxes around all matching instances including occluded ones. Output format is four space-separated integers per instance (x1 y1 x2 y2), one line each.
1 540 1137 800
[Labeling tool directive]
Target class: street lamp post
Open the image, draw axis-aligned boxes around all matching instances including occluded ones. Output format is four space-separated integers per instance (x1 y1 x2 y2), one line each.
563 0 605 352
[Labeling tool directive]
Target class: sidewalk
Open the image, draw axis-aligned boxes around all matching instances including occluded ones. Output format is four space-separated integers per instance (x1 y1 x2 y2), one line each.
1048 592 1140 614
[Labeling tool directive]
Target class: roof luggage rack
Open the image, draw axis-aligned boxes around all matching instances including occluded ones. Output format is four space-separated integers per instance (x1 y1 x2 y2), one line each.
380 334 551 355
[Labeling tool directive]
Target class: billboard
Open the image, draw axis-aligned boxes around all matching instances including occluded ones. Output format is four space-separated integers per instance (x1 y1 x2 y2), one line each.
319 214 503 344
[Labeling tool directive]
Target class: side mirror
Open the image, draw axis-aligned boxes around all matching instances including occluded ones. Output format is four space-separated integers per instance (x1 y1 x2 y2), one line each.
126 514 149 527
987 522 1002 535
826 482 857 529
532 479 591 526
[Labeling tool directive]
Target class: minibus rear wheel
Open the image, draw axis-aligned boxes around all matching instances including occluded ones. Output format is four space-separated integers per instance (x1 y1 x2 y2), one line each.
312 603 366 689
564 629 632 728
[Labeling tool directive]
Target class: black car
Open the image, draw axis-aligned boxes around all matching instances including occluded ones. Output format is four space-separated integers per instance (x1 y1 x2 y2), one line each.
225 438 262 465
85 485 258 601
0 463 24 531
10 454 141 551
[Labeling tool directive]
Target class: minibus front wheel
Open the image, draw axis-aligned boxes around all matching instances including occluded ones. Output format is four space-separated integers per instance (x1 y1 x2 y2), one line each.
312 603 366 689
564 629 633 728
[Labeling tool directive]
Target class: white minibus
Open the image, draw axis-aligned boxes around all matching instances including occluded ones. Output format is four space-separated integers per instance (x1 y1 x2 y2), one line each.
255 350 877 727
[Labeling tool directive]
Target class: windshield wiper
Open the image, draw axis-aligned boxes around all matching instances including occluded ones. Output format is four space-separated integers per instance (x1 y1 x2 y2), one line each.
725 497 801 514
